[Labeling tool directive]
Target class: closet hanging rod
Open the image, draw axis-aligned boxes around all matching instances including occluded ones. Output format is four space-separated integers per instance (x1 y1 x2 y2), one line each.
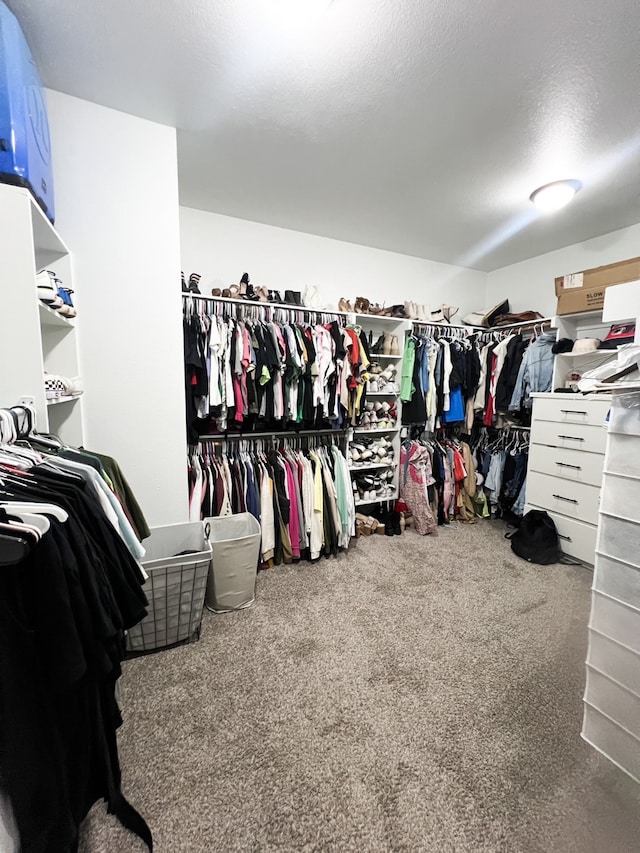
485 316 554 331
195 428 349 441
182 292 348 318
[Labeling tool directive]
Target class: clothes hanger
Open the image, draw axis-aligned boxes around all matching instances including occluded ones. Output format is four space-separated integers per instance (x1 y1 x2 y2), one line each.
0 501 69 522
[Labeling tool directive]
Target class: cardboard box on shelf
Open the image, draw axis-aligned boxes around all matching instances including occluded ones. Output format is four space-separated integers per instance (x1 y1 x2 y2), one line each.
555 257 640 315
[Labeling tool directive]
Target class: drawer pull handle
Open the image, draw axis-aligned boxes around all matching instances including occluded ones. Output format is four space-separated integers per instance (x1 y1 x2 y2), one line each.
557 533 572 542
555 462 581 470
557 435 584 442
561 409 588 415
552 494 578 504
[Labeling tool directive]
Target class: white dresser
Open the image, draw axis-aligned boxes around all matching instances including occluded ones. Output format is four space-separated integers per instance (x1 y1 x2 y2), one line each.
526 392 611 566
582 390 640 784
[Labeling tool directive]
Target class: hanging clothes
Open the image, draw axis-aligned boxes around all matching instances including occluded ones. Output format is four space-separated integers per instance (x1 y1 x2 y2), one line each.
0 438 152 852
183 298 348 439
187 436 355 565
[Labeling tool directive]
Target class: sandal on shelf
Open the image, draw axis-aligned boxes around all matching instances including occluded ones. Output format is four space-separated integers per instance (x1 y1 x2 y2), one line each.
256 286 270 302
354 296 370 314
338 298 353 312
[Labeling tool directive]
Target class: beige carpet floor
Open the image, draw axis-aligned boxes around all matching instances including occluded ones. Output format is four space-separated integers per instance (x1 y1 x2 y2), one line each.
79 521 640 853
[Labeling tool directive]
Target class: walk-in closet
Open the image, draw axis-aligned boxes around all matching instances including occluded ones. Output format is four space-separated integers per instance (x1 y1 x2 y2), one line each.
2 2 640 851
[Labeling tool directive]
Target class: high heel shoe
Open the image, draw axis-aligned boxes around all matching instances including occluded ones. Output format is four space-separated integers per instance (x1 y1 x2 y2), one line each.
238 272 249 297
338 298 353 312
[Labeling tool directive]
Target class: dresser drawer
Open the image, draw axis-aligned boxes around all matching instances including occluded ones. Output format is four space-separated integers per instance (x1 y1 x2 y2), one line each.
532 394 611 427
531 418 607 455
526 471 601 525
528 443 604 487
525 503 597 564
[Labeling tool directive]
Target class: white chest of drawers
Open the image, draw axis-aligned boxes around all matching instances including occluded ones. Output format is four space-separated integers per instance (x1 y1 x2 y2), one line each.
582 390 640 785
526 392 611 565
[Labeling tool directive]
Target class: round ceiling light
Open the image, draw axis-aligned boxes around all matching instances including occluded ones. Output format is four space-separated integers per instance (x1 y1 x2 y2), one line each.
529 179 582 213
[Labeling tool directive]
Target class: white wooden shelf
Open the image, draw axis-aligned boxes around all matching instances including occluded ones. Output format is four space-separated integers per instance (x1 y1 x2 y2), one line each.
355 492 398 506
39 301 75 329
353 426 400 434
372 354 403 360
46 394 81 406
556 350 615 359
27 190 69 269
349 462 394 472
366 390 399 396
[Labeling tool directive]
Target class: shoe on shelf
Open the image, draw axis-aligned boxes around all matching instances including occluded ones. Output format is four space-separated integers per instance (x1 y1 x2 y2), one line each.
339 297 353 312
390 335 400 356
56 286 77 318
370 334 385 355
181 271 188 293
354 296 370 314
211 288 222 297
443 304 459 321
382 332 393 355
188 273 202 294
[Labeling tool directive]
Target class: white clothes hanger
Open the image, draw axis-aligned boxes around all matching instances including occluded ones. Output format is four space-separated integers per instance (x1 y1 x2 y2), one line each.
0 501 68 522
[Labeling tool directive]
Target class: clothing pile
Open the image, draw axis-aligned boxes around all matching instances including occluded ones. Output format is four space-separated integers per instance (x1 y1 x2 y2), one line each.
188 440 355 564
399 437 478 534
0 429 152 852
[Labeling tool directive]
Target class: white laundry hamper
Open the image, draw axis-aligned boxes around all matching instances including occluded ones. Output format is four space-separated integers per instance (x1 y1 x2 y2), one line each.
204 513 261 613
126 521 212 653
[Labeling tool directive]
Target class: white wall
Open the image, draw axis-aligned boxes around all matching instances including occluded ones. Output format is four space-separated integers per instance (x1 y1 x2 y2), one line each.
179 207 487 320
486 222 640 319
47 90 188 526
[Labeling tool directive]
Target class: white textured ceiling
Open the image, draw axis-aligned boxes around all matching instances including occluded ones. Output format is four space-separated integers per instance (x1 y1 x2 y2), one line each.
9 0 640 271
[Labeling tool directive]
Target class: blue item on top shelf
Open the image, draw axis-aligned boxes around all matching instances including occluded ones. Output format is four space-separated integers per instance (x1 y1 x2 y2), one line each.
0 1 54 222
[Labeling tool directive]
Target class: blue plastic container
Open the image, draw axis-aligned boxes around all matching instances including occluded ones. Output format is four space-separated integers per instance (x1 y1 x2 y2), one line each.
0 2 54 222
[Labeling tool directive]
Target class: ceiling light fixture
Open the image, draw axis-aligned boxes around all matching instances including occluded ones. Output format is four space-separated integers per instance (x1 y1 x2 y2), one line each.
529 179 582 213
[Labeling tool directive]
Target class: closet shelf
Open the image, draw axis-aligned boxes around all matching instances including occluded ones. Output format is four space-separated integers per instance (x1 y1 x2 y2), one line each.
373 354 403 361
39 301 75 329
351 312 408 326
353 427 400 434
355 492 398 506
348 462 394 472
366 391 398 397
46 395 81 407
556 350 615 359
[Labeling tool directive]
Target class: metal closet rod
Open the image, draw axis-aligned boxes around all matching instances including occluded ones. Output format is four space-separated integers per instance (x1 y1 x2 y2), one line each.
182 292 348 318
196 428 348 441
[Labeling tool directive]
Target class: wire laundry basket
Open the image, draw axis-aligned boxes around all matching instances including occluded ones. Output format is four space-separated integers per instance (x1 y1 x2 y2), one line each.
126 521 212 654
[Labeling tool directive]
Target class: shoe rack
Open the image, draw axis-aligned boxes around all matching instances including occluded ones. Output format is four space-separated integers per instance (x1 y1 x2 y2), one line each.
0 185 84 445
347 313 410 507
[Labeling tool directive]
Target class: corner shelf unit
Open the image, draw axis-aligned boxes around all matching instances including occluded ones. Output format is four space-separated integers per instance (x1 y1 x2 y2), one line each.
347 314 410 506
551 311 619 390
0 185 84 446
